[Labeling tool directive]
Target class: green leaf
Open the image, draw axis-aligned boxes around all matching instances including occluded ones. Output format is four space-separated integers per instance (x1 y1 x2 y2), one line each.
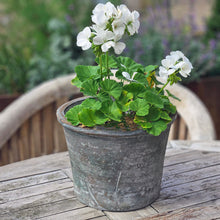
100 79 122 99
123 83 146 98
101 101 122 122
146 106 161 121
160 111 172 121
75 65 100 82
95 55 118 68
71 76 82 88
117 56 144 76
81 98 101 110
94 111 109 125
65 105 82 126
78 109 108 127
80 79 99 96
134 116 152 129
144 65 158 73
147 120 167 136
164 103 177 114
130 98 150 116
166 89 181 101
133 73 148 85
97 92 111 102
145 91 164 108
117 91 133 112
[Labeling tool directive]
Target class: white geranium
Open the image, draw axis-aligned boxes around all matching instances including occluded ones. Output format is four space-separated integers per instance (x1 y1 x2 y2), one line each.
92 2 117 28
93 29 115 45
170 50 185 60
161 55 178 69
122 71 132 81
159 51 193 79
76 27 92 50
159 66 176 80
118 5 140 35
112 19 125 37
113 41 126 54
176 58 193 77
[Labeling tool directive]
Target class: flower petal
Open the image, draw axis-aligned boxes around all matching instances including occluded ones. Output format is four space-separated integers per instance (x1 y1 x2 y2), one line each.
113 41 126 54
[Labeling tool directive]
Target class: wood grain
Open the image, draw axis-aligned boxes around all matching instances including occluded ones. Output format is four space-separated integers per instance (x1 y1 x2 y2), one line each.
1 144 220 220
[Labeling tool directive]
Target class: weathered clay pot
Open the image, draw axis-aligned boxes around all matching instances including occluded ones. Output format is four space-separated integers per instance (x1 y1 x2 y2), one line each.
57 97 175 211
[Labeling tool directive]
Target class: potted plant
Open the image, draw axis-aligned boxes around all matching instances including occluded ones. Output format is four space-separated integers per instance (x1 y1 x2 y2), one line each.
56 1 192 211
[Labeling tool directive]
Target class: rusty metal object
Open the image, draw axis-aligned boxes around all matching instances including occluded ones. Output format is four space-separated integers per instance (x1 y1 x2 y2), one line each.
57 97 174 211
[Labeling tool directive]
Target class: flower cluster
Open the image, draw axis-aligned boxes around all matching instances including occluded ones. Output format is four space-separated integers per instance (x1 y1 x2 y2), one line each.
67 2 193 136
77 2 140 54
159 51 193 80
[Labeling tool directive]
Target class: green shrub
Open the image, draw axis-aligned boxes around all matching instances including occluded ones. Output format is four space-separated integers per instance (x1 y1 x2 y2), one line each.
205 0 220 41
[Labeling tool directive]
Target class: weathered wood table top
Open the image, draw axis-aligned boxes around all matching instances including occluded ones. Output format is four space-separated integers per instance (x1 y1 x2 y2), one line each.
0 140 220 220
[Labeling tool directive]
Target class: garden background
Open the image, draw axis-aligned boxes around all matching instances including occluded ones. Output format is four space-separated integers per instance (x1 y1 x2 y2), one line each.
0 0 219 138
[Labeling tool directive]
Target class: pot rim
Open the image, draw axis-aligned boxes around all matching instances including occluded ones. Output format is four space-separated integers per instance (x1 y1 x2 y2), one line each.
56 96 176 138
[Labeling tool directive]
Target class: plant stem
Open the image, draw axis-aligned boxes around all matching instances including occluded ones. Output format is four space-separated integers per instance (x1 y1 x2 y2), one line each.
99 56 103 79
106 52 109 79
158 80 169 94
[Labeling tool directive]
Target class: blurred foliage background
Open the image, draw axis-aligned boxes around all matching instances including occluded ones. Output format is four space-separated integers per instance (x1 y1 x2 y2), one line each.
0 0 219 94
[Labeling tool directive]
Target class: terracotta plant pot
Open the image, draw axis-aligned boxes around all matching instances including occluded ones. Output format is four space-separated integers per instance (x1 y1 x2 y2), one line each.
57 97 175 211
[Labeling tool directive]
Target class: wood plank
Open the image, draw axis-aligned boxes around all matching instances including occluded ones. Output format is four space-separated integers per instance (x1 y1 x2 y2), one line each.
0 152 70 181
164 149 217 167
0 170 67 193
39 207 105 220
0 142 10 166
178 117 187 140
170 140 220 152
152 185 220 213
165 147 192 157
160 175 220 200
0 198 86 220
54 98 68 153
92 216 110 220
162 163 220 188
0 178 73 204
42 104 54 155
9 133 19 163
0 187 75 215
142 205 220 220
18 120 30 161
163 153 220 175
29 111 42 157
105 206 157 220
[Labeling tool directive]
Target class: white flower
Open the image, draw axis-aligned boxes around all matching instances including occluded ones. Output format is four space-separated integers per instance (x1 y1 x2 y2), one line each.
76 27 92 50
92 2 117 28
161 55 178 69
112 19 125 37
118 5 140 35
159 66 175 80
93 29 115 45
176 58 193 77
113 41 126 54
170 50 185 60
159 51 193 79
122 71 132 80
101 41 115 53
93 29 116 53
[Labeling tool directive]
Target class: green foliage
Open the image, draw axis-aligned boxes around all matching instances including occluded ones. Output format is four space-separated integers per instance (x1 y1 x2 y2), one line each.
129 99 150 116
0 0 95 94
205 0 220 41
100 79 122 99
66 55 177 136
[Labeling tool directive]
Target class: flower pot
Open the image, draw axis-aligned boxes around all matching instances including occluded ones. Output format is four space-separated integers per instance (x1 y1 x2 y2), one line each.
57 97 175 211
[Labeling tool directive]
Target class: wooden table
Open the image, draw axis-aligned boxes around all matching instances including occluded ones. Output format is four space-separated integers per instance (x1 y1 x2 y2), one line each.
0 140 220 220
